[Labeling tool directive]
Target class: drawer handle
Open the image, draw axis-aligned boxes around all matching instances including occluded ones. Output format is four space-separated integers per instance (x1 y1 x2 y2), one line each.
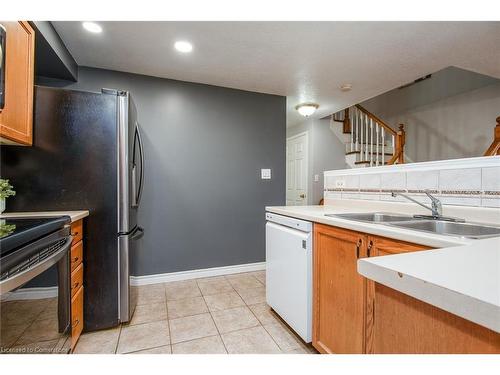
72 256 79 263
73 318 80 327
355 239 362 259
71 231 79 237
73 282 80 289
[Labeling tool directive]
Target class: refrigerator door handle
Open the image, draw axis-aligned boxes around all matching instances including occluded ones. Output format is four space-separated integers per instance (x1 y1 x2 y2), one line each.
131 226 144 241
132 123 145 208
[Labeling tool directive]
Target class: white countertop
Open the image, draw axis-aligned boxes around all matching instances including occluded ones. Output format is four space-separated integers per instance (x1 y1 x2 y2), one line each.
0 210 89 223
266 201 500 333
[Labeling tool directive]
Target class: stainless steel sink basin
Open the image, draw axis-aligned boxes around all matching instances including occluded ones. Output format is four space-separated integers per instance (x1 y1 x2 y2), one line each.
387 220 500 239
325 212 417 223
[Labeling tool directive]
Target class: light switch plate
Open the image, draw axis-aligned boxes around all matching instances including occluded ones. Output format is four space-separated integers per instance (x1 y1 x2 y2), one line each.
261 169 271 180
314 174 319 182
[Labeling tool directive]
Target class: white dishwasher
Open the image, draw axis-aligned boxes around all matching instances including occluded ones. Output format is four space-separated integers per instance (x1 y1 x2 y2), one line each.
265 212 312 343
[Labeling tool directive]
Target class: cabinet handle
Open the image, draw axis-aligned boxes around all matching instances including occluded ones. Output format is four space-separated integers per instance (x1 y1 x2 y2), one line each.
71 231 79 237
356 239 362 259
73 282 79 289
367 240 373 257
73 318 80 327
72 257 79 263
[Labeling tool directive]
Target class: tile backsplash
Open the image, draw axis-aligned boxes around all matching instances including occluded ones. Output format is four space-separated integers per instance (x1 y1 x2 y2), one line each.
324 156 500 208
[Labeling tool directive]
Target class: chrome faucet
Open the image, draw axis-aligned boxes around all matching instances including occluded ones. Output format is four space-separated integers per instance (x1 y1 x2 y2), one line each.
391 190 464 222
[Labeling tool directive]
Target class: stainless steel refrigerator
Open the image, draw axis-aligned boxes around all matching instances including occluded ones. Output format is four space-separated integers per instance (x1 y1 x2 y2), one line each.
0 86 145 331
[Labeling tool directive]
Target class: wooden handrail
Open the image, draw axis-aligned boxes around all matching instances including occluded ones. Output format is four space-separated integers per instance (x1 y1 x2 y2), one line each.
355 104 397 136
386 124 405 165
483 116 500 156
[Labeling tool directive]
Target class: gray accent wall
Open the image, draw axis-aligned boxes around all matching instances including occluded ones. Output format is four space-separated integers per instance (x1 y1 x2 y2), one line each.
42 67 286 276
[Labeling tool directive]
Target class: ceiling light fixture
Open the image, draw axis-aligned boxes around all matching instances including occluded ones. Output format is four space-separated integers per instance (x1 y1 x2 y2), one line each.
295 103 319 117
174 40 193 53
82 22 102 33
340 83 352 92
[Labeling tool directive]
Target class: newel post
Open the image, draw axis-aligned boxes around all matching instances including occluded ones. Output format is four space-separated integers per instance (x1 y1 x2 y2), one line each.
343 108 351 134
396 124 405 164
483 116 500 156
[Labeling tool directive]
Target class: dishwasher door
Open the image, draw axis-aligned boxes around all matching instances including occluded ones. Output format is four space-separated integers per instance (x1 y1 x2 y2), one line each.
265 220 312 343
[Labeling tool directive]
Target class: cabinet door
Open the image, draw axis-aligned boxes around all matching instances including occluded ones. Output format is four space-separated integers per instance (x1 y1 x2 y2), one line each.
0 21 34 145
71 285 84 350
365 235 430 353
313 224 367 354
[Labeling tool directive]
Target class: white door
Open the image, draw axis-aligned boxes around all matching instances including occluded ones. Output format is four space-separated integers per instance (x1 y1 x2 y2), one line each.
286 132 308 206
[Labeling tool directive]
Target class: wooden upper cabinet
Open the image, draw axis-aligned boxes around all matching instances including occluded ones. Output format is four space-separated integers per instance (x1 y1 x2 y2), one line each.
313 224 367 354
0 21 35 146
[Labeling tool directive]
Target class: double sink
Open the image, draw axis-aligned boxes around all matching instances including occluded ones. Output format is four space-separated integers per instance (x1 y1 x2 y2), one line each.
325 212 500 239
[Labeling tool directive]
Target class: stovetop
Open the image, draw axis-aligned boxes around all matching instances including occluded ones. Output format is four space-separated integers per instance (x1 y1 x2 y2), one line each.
0 216 71 257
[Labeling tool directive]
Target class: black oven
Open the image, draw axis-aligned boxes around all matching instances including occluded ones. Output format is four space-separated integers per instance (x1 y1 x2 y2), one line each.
0 216 72 354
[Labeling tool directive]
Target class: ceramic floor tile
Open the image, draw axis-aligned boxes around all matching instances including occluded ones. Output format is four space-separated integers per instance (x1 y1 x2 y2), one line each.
204 291 245 312
221 326 281 354
130 302 168 325
169 313 218 344
210 306 259 334
197 276 234 296
225 274 263 291
172 335 227 354
117 320 170 354
73 327 121 354
0 299 49 326
0 323 28 348
237 286 266 305
16 318 63 345
136 284 166 305
129 345 172 354
246 271 266 285
167 296 208 319
263 322 304 351
248 303 281 325
164 280 201 301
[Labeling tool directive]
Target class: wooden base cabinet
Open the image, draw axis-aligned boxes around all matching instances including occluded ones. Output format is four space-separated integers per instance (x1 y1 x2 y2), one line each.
313 224 367 354
69 219 85 351
369 283 500 354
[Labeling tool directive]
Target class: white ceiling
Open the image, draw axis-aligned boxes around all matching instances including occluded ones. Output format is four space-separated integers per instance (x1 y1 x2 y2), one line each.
52 21 500 127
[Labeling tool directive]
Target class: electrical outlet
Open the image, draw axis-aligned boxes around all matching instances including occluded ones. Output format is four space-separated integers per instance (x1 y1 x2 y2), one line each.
335 179 346 188
261 169 271 180
314 174 319 182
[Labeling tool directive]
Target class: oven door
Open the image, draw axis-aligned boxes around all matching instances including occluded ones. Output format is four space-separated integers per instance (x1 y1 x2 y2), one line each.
0 234 72 354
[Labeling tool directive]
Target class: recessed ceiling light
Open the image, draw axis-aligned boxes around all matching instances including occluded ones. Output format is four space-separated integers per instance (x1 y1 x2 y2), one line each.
174 41 193 53
295 103 319 117
340 83 352 92
82 22 102 33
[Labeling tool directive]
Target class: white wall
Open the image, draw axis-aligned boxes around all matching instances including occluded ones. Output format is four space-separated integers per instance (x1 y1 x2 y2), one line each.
287 118 346 205
362 67 500 163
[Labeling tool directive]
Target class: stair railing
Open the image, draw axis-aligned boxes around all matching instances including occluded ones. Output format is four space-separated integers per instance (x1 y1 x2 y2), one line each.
350 104 405 166
483 116 500 156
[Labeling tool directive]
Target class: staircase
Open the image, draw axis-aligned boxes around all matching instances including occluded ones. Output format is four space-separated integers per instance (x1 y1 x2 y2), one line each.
330 105 406 168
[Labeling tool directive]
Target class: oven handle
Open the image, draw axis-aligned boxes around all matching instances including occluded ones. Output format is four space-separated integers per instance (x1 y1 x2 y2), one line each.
0 236 73 295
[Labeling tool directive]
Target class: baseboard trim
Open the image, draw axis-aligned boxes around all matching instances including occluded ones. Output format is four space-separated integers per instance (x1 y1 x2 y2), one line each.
1 286 58 301
130 261 266 286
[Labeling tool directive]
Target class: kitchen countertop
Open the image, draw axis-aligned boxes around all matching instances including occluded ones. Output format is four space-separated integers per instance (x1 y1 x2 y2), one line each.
266 202 500 333
0 210 89 223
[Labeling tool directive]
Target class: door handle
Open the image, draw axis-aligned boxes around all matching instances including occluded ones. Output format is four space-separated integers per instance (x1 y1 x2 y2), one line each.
299 193 306 198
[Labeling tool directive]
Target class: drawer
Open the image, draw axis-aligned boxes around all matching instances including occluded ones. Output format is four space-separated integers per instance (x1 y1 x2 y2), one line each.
71 285 84 350
70 220 83 246
71 263 83 298
70 241 83 272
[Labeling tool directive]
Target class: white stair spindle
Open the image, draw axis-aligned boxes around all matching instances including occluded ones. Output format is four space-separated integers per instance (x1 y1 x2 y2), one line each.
350 108 354 152
360 112 364 159
370 118 374 166
375 123 380 166
365 114 369 161
381 128 385 165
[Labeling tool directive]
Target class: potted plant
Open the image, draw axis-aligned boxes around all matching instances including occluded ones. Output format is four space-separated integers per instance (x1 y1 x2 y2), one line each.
0 179 15 213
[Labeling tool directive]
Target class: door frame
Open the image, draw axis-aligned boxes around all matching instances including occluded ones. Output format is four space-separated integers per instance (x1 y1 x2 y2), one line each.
286 130 309 206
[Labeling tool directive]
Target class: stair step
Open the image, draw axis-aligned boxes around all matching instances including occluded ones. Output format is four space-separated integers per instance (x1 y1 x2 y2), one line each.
345 151 392 156
355 160 389 165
